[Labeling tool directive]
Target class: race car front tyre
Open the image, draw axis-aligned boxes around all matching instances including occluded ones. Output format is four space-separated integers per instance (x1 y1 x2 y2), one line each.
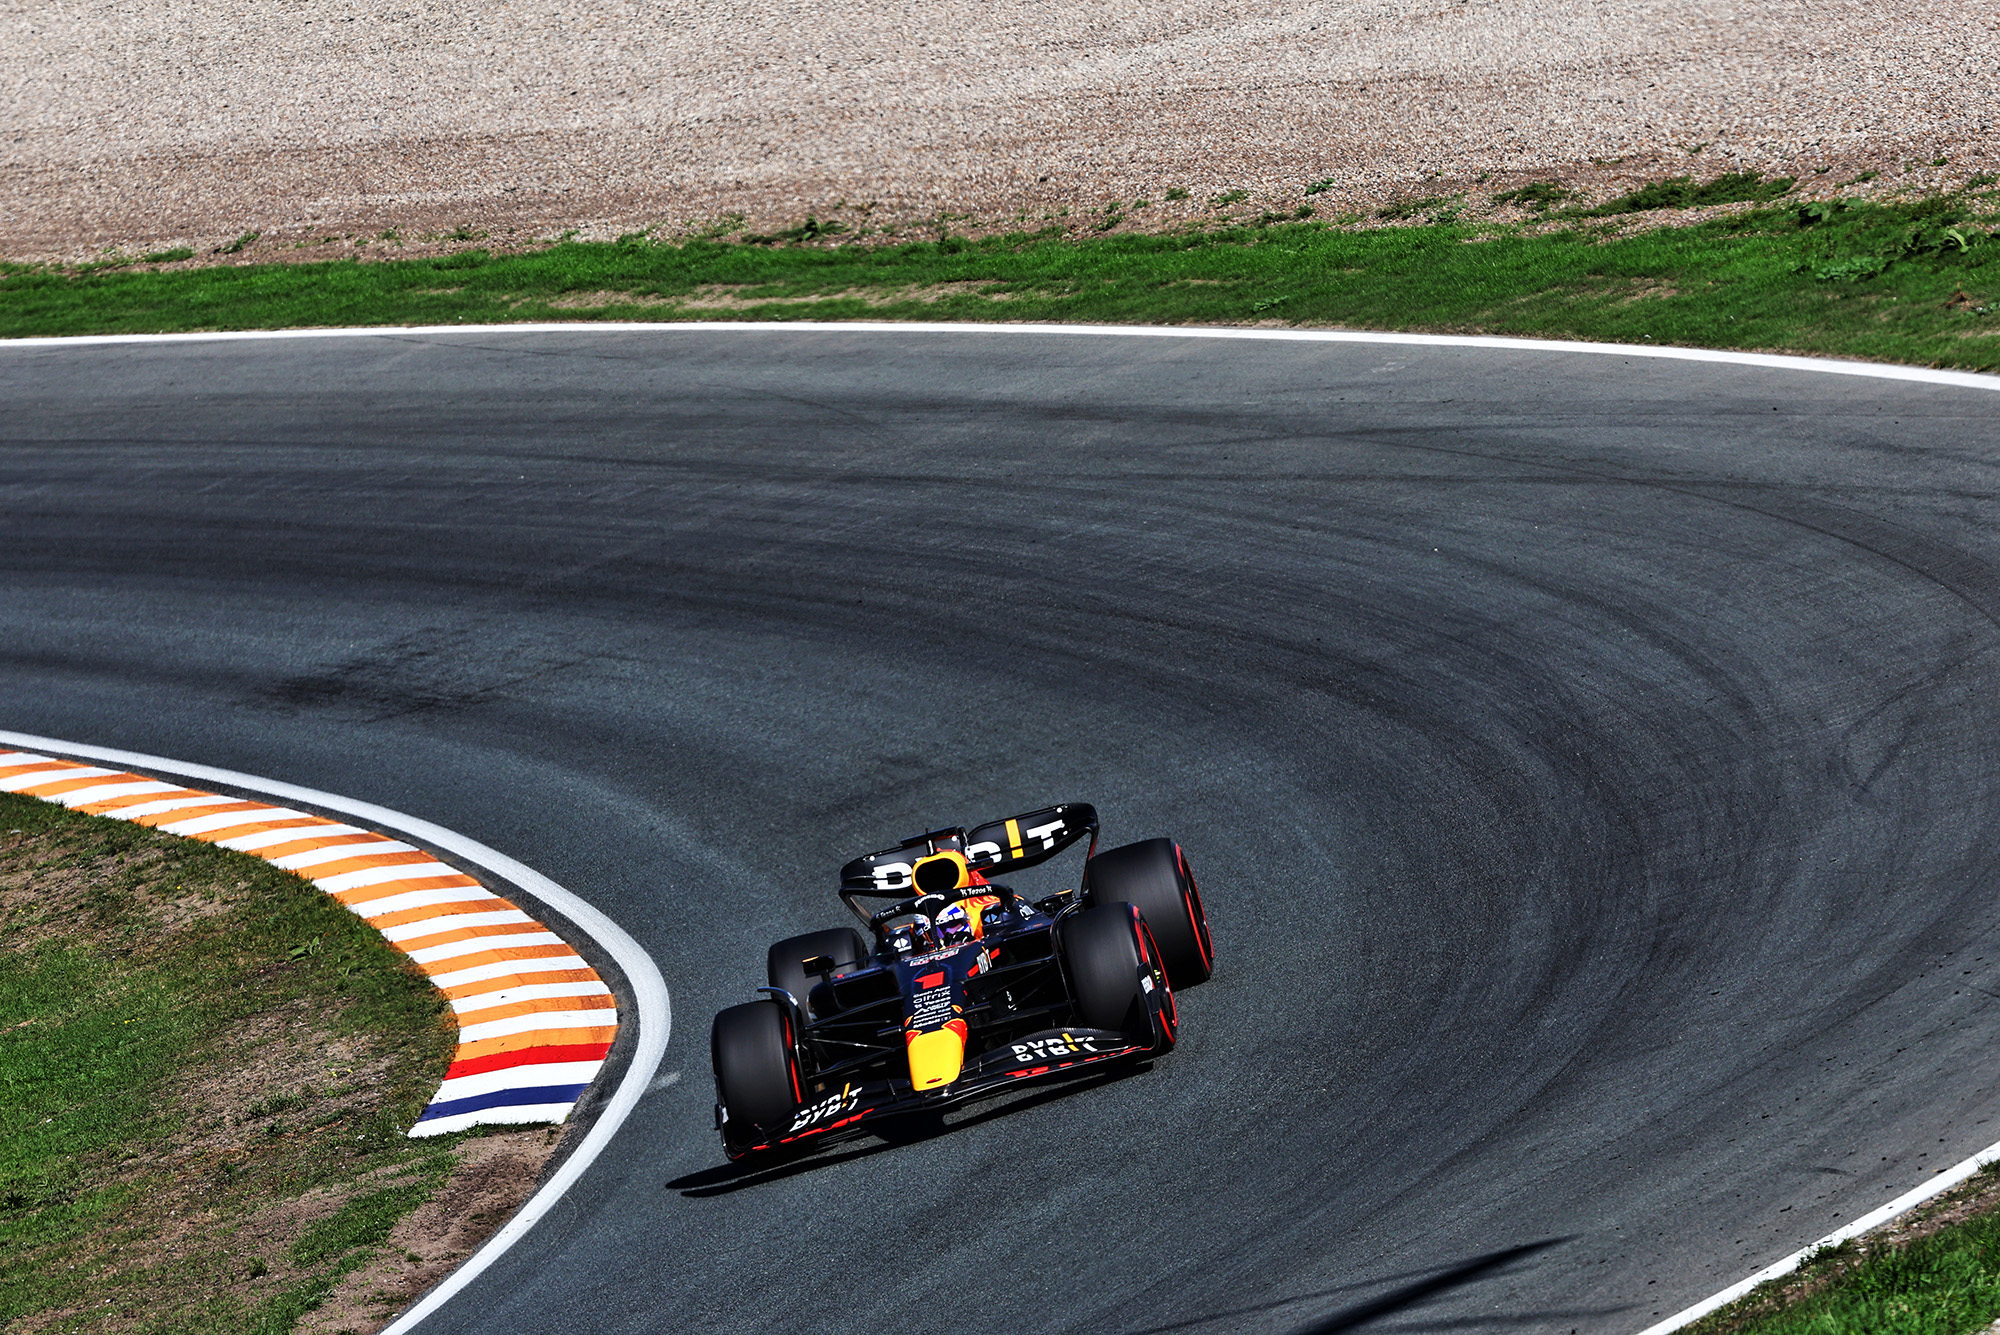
1060 903 1175 1053
1081 837 1213 989
711 1000 803 1153
767 926 870 1020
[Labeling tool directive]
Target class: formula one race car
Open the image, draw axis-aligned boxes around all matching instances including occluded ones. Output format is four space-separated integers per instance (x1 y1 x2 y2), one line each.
710 803 1212 1159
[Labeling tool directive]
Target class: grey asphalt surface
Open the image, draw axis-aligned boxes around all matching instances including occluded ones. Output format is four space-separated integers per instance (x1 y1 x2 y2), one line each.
4 328 2000 1334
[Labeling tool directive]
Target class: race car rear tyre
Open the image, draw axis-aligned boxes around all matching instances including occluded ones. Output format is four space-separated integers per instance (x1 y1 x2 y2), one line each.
767 927 870 1020
1060 903 1175 1052
711 1000 803 1153
1081 837 1213 989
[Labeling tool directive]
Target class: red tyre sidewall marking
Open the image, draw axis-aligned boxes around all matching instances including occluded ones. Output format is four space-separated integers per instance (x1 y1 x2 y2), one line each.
1176 843 1214 969
1137 919 1176 1043
782 1007 804 1107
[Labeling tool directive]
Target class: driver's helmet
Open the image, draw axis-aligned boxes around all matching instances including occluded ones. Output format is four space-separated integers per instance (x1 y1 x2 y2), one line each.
935 902 974 948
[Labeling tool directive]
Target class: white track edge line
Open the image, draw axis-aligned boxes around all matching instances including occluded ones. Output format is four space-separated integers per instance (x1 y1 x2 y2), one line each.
0 729 669 1335
0 321 1995 392
1634 1136 2000 1334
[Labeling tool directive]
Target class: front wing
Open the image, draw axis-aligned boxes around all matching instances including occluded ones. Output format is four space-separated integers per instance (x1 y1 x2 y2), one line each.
722 1026 1148 1158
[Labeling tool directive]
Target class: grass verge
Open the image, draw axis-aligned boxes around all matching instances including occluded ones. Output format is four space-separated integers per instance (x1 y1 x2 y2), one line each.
1687 1162 2000 1335
0 788 552 1334
2 187 1997 370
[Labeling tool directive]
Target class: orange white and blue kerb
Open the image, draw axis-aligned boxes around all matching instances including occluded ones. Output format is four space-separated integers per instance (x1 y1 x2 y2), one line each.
0 749 615 1137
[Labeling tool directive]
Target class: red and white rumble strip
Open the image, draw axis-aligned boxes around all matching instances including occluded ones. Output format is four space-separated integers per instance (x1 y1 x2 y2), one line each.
0 748 616 1136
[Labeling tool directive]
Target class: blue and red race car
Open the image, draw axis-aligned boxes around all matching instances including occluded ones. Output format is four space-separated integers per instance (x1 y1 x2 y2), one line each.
710 803 1213 1159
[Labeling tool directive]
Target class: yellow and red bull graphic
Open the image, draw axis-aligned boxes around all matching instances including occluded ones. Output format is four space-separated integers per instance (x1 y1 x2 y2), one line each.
904 965 967 1089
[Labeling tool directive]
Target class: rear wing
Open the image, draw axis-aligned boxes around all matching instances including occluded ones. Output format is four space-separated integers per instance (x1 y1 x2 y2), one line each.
838 802 1099 897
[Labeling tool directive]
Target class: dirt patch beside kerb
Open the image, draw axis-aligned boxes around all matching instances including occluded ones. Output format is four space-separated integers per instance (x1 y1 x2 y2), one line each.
0 794 566 1335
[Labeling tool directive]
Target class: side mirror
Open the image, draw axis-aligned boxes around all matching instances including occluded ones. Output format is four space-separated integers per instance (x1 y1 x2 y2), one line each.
801 955 835 978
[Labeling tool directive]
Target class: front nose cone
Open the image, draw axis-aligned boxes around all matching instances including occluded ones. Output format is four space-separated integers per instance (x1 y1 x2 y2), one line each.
906 1020 967 1090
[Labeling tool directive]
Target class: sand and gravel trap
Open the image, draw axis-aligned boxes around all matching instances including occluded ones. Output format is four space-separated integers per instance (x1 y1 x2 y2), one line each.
3 0 1997 261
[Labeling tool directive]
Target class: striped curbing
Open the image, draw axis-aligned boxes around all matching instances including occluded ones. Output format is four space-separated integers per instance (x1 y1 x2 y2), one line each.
0 748 616 1137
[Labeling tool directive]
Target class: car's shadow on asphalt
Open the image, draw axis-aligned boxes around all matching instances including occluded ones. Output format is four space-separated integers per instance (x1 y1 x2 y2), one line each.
666 1061 1153 1198
1119 1238 1607 1335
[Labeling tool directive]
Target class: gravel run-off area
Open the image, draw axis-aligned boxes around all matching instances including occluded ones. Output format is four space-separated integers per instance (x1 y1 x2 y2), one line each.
3 0 1999 263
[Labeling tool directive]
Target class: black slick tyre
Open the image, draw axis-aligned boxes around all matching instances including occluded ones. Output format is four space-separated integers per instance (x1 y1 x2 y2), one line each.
1082 837 1213 989
1060 903 1175 1051
767 927 869 1020
711 1000 803 1155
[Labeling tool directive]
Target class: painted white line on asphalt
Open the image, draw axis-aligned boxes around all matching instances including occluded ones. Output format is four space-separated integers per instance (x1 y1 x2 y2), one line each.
446 980 611 1012
455 1008 616 1044
269 839 416 869
0 764 118 789
0 729 671 1335
433 1062 609 1104
1 321 1997 393
115 795 259 820
431 954 590 989
1634 1137 2000 1335
414 1102 585 1137
406 931 565 965
315 861 460 893
188 812 340 839
353 885 505 917
51 779 184 804
382 909 537 943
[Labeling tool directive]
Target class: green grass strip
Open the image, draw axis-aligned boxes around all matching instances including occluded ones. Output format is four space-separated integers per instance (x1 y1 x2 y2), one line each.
3 194 1997 370
0 789 458 1332
1690 1167 2000 1334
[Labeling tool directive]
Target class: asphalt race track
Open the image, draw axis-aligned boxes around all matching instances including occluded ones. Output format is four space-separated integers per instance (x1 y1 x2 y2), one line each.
5 328 2000 1334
